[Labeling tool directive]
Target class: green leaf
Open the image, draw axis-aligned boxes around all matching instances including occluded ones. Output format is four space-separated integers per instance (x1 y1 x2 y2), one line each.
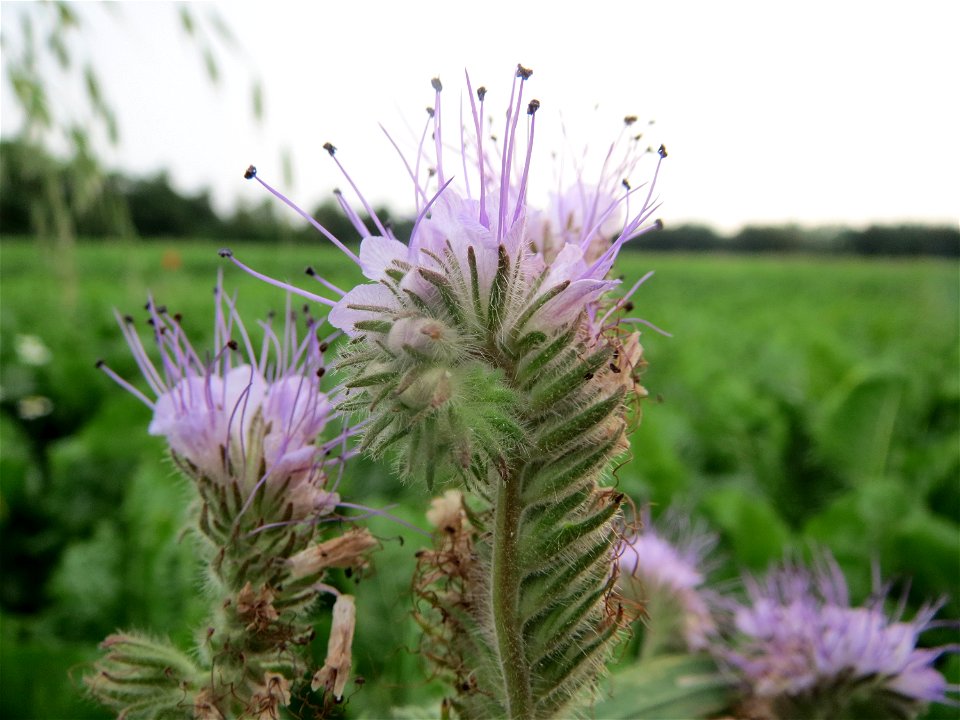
703 485 791 569
815 368 906 483
595 653 734 720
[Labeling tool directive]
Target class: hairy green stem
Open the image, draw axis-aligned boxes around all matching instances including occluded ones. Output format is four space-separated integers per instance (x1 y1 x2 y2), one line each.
492 471 533 720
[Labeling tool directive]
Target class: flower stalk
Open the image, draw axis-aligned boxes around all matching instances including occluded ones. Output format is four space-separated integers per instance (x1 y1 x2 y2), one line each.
90 280 376 719
492 468 533 719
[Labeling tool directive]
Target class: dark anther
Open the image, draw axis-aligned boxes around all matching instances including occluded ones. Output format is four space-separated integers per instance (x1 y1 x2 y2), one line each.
414 550 425 558
243 165 257 179
333 187 343 196
218 248 233 258
123 314 134 324
613 492 625 504
624 115 638 126
527 99 540 115
144 301 151 310
146 318 156 327
174 313 183 322
622 178 631 190
95 359 105 368
345 567 353 578
226 340 239 351
516 64 533 79
303 304 310 314
477 86 487 101
624 301 634 312
428 167 436 177
431 77 442 92
610 363 622 374
654 218 664 230
156 305 167 314
319 342 329 352
354 676 366 686
584 372 594 380
426 106 435 117
316 367 326 378
305 266 316 276
658 144 668 158
323 142 337 156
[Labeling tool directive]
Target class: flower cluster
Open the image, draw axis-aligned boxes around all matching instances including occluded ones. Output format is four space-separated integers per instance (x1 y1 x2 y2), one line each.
231 65 664 491
91 275 375 719
100 275 349 506
720 553 958 719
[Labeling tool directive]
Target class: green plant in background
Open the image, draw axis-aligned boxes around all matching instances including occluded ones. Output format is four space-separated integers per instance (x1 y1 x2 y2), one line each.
86 277 377 718
1 241 957 718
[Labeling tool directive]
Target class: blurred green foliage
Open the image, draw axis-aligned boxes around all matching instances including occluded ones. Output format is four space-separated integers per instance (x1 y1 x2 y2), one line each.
0 241 957 718
1 2 263 244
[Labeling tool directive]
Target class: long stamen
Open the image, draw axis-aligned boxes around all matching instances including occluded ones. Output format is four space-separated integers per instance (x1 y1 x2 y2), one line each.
409 176 456 247
244 166 361 265
380 123 430 207
322 143 389 237
458 90 472 201
305 267 345 296
512 99 539 224
497 71 519 242
114 311 165 395
596 271 654 328
414 110 433 214
431 77 445 186
96 360 156 408
465 71 489 228
620 316 672 337
220 287 259 372
332 188 372 239
218 249 337 307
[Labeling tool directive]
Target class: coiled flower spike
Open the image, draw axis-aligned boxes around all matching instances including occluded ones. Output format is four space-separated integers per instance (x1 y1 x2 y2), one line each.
91 274 377 719
231 65 666 720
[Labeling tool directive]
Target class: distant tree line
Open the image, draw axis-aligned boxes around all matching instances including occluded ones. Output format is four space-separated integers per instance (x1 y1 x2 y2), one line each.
1 139 956 256
644 223 959 257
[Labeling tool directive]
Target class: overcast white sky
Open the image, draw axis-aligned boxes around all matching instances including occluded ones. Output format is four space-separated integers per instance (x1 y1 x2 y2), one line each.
2 0 958 232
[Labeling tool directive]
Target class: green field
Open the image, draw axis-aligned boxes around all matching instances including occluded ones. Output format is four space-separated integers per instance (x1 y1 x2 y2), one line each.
1 239 958 718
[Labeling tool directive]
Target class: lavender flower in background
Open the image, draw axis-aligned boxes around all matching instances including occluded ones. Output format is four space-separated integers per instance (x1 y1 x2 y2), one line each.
617 508 718 657
89 274 377 719
719 552 959 720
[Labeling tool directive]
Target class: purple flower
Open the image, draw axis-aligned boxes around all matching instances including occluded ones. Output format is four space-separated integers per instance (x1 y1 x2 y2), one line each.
99 274 356 518
234 65 666 347
721 553 958 717
617 508 718 653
